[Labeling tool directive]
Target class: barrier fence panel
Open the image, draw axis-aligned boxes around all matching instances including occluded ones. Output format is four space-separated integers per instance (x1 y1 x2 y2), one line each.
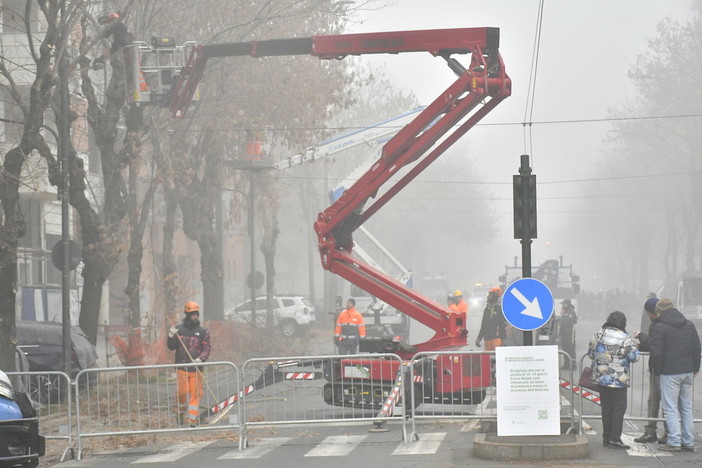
407 350 578 442
7 370 73 461
74 361 240 460
240 353 405 447
578 352 701 430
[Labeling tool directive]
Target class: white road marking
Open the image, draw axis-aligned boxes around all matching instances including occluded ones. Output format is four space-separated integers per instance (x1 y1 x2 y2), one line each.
131 441 215 463
304 435 367 457
392 432 447 455
217 437 291 459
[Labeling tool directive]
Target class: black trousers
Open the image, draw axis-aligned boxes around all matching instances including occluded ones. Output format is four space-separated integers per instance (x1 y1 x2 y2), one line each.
600 386 627 442
338 340 358 355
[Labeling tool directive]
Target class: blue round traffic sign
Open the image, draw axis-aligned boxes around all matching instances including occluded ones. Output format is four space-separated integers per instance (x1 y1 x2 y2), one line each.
502 278 554 331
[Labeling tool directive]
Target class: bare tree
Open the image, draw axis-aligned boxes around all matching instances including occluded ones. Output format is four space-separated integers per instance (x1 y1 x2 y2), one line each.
605 16 702 291
0 1 61 370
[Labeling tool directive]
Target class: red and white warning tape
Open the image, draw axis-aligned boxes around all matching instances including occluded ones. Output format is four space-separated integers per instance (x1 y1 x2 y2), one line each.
379 383 403 417
284 372 317 380
559 378 600 405
211 384 254 414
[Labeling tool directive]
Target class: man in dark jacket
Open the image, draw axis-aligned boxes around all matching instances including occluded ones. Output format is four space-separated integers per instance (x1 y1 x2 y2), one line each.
633 297 668 444
475 287 506 351
649 298 701 452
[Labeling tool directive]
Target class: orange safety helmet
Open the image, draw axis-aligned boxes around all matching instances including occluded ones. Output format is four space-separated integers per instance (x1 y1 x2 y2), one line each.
98 12 120 24
489 287 503 297
184 301 200 314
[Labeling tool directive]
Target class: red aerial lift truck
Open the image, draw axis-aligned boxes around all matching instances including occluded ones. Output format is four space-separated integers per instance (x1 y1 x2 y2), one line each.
163 27 511 412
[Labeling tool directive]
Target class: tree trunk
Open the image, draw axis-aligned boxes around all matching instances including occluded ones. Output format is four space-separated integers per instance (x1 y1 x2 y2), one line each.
162 189 179 314
261 215 279 329
125 122 155 329
199 234 224 322
0 146 29 371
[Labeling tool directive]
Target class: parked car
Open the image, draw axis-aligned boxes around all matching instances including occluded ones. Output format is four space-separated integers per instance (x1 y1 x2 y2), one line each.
225 295 316 337
0 371 44 468
16 321 99 403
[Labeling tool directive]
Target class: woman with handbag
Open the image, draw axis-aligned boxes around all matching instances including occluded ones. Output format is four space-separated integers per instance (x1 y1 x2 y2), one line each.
587 311 640 449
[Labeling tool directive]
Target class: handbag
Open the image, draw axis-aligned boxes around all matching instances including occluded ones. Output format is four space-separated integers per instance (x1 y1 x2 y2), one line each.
578 366 599 392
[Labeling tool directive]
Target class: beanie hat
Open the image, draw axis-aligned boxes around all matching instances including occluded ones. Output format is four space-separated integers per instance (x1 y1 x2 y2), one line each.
644 297 659 314
655 298 674 313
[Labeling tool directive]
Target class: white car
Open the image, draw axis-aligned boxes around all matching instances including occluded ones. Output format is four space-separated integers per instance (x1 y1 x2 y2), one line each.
225 295 316 337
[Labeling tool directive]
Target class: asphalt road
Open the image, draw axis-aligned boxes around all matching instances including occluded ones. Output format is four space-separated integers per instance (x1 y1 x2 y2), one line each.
53 416 702 468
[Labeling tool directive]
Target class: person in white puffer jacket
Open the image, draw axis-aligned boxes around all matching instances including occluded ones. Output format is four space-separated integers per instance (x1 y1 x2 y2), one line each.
587 311 640 450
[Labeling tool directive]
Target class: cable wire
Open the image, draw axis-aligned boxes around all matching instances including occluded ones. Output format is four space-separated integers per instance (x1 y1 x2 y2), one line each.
522 0 545 166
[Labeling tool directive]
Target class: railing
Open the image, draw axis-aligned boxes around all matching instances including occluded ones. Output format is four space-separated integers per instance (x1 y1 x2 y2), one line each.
14 349 702 460
240 353 405 447
577 352 701 429
407 350 578 441
73 362 240 460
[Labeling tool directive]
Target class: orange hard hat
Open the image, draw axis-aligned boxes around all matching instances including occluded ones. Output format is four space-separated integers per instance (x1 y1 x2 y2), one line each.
184 301 199 313
489 287 503 297
98 12 120 24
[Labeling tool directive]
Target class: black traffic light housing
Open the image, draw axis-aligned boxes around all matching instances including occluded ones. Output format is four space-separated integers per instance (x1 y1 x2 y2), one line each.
571 274 580 295
513 171 537 239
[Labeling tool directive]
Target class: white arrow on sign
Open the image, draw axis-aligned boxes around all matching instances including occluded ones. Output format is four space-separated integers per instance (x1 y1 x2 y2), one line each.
510 287 543 319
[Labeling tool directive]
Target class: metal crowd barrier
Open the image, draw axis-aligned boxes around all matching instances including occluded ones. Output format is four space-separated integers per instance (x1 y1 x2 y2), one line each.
6 370 73 462
73 361 240 460
240 353 405 447
577 352 701 431
407 349 578 441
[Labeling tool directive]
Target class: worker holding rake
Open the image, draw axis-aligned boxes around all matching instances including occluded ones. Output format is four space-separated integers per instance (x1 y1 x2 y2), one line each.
167 301 211 427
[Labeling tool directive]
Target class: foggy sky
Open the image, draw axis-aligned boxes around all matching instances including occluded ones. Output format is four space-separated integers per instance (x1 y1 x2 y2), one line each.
339 0 700 293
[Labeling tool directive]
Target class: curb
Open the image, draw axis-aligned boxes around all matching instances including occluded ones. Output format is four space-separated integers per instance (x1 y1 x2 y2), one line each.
473 433 590 461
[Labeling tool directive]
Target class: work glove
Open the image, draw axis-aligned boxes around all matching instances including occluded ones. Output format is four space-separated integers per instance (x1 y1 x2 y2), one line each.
168 326 178 338
475 339 482 348
192 357 202 364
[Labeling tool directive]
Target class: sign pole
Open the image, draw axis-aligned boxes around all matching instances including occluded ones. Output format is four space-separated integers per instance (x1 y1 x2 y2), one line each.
513 154 537 345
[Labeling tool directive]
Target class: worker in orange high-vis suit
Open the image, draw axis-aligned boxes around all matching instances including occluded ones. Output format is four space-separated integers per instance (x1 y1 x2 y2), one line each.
167 301 211 427
449 290 469 315
335 298 366 354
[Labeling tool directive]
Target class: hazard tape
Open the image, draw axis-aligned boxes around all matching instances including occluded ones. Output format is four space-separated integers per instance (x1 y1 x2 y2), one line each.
559 378 600 405
379 382 402 417
211 384 254 414
284 372 318 380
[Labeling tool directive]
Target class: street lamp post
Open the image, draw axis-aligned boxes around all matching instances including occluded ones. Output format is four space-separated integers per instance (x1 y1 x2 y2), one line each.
59 0 72 377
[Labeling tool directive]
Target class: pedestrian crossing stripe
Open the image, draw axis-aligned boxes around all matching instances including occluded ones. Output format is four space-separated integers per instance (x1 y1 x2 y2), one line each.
304 435 368 457
217 437 291 459
392 432 447 455
131 441 215 463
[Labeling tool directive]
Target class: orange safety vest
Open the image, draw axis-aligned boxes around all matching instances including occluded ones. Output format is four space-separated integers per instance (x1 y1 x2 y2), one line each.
456 298 468 314
449 299 468 314
334 307 366 341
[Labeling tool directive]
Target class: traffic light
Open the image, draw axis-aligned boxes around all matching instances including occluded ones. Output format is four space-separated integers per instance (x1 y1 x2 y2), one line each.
571 274 580 295
513 173 537 239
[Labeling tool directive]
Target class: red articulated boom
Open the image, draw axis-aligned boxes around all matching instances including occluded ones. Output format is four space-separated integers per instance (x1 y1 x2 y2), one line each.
170 28 510 358
173 28 511 414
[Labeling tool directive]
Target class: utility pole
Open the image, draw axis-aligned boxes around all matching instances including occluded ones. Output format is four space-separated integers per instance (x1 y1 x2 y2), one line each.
513 154 537 346
59 0 72 377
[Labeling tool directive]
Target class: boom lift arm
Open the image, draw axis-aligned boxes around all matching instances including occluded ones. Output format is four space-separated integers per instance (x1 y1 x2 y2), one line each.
170 28 511 358
275 108 427 327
